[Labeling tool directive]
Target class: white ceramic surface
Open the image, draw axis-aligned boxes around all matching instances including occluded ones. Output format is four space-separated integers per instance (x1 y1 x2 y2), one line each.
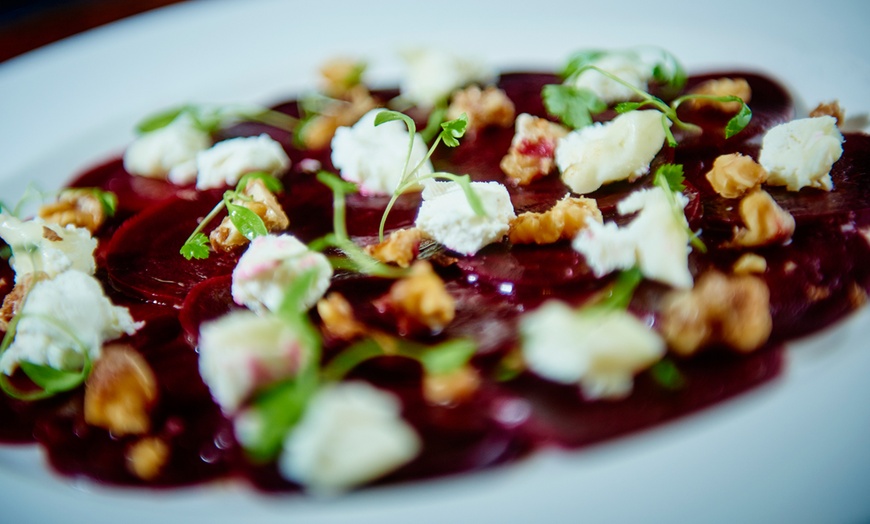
1 1 869 522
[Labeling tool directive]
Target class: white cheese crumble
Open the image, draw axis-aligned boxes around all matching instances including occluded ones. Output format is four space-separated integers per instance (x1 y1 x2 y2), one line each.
0 214 97 281
123 115 211 180
330 109 433 196
399 48 495 108
520 301 665 399
278 381 421 493
556 110 667 194
573 187 693 289
759 116 844 191
415 180 516 255
193 134 291 190
566 51 653 104
0 270 141 375
198 310 309 412
232 234 333 314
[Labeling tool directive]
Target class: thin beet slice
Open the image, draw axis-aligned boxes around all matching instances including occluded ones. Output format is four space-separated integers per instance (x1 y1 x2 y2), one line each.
106 191 241 308
179 275 239 346
69 157 189 215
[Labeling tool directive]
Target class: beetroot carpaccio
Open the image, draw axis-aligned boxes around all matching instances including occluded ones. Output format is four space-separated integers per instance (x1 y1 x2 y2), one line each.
1 48 868 494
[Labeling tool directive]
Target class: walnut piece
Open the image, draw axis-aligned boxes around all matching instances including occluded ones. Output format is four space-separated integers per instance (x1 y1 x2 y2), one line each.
509 195 603 245
732 253 767 275
423 366 480 406
729 189 795 247
446 85 515 133
705 153 769 199
0 272 45 332
84 344 158 436
809 100 845 125
319 57 365 98
126 437 169 481
365 228 423 268
388 261 455 331
316 292 367 341
301 85 377 150
209 178 290 252
500 113 568 186
660 270 772 356
687 77 752 112
38 189 107 233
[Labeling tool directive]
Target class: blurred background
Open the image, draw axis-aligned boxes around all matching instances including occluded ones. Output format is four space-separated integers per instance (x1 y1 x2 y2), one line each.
0 0 187 62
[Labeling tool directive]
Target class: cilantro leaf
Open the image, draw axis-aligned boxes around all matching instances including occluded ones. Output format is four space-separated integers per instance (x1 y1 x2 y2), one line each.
180 232 210 260
653 163 686 193
542 84 606 129
560 49 606 79
439 113 468 147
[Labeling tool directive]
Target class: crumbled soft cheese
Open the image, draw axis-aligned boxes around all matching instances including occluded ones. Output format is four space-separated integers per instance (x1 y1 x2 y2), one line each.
123 115 211 180
232 234 333 314
198 310 308 412
573 187 693 289
759 116 844 191
194 134 291 190
566 51 653 104
520 301 665 399
0 270 141 374
0 214 97 281
556 110 667 194
415 180 516 255
399 48 495 108
278 381 421 493
330 109 433 195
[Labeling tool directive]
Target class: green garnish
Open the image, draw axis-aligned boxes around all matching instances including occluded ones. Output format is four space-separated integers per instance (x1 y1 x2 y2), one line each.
560 47 687 99
179 172 283 260
542 84 607 129
60 188 119 218
649 358 686 391
652 163 706 252
0 183 51 219
419 102 448 143
589 267 644 312
136 104 297 135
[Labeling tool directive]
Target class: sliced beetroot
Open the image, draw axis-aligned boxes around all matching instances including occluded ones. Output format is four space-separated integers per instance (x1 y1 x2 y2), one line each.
69 157 189 215
179 275 239 346
105 191 241 308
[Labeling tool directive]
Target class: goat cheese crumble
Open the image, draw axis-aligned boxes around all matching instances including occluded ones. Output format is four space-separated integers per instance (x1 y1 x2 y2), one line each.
198 310 310 413
278 381 421 493
191 134 290 190
415 180 516 255
573 187 693 289
0 214 97 281
520 301 665 399
759 116 844 191
0 270 141 375
330 109 433 195
556 110 667 194
399 48 495 108
232 234 333 314
123 114 212 180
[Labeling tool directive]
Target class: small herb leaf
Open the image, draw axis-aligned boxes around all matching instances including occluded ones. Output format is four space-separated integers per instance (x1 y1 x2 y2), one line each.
649 358 686 390
226 199 268 241
542 84 606 129
725 100 753 139
237 172 284 193
181 232 210 260
374 110 417 137
20 361 87 394
439 113 468 147
417 339 476 375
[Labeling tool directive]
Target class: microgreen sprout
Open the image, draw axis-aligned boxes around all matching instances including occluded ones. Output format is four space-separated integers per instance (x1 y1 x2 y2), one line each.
179 172 283 260
652 164 706 252
135 104 298 136
648 358 686 391
373 110 485 242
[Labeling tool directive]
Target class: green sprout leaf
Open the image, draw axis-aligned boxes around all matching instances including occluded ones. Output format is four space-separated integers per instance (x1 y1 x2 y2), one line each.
416 338 476 375
725 100 753 138
180 232 210 260
374 110 418 135
20 361 89 395
560 49 607 80
649 358 686 390
241 378 313 462
589 267 644 312
136 104 297 136
237 172 284 193
419 103 448 143
225 200 268 242
321 339 385 382
652 164 706 252
439 113 468 147
542 84 607 129
136 106 188 134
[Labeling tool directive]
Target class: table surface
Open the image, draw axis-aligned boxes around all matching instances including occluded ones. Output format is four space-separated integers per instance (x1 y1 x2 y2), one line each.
0 0 189 63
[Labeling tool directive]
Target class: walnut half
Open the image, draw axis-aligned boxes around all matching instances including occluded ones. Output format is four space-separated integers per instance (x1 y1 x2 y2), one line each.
729 189 795 248
84 344 158 436
446 85 516 134
687 77 752 113
38 189 107 233
209 178 290 252
365 228 424 268
509 195 602 245
388 261 455 332
705 153 768 199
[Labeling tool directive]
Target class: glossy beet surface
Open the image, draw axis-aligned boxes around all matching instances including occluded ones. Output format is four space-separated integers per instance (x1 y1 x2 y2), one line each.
1 71 868 491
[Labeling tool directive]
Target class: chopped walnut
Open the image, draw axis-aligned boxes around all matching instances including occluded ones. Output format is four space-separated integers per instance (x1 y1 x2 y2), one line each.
41 226 62 242
365 228 423 268
687 77 752 112
422 366 481 406
500 113 569 186
0 272 45 331
509 195 603 245
705 153 769 199
849 282 868 308
319 57 365 98
84 345 158 436
38 189 107 234
809 100 845 125
300 85 377 150
660 270 772 356
209 178 290 252
316 292 367 341
732 253 767 275
126 437 169 481
728 189 795 248
388 261 455 332
446 85 516 134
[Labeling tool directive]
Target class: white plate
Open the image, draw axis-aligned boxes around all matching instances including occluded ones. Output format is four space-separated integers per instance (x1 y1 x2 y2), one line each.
1 0 869 522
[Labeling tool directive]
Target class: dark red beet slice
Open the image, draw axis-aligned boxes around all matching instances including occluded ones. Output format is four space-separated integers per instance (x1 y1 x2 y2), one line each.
105 190 241 308
69 157 189 215
179 275 240 346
